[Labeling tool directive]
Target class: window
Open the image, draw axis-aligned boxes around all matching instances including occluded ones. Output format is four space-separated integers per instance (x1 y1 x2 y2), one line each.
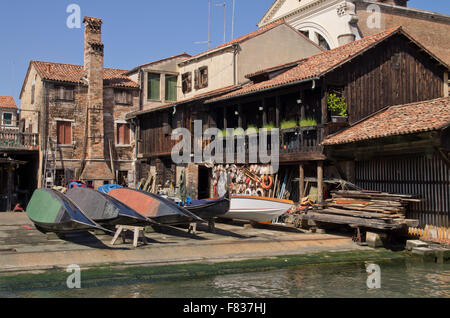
57 121 72 145
147 73 161 100
115 90 133 105
194 66 208 90
317 33 330 51
2 113 13 126
55 86 74 101
182 72 192 94
299 30 309 38
165 75 177 101
116 123 131 145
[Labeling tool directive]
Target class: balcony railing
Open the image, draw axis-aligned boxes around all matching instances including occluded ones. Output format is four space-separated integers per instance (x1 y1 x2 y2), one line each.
0 129 39 150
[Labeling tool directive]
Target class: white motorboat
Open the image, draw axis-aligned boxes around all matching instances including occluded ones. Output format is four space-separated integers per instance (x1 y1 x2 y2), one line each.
221 195 294 222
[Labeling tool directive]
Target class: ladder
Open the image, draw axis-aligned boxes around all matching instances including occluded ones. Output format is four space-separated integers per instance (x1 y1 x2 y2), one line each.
43 137 57 188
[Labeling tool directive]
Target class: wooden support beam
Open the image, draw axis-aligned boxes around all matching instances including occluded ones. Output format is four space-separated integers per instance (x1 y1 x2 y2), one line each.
299 163 305 199
262 98 267 126
317 161 324 204
275 96 281 128
321 83 328 125
223 107 227 129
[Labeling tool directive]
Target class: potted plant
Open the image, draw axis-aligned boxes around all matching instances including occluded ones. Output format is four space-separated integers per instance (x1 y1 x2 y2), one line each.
261 122 276 131
327 93 348 123
299 118 317 130
280 120 297 131
245 125 259 135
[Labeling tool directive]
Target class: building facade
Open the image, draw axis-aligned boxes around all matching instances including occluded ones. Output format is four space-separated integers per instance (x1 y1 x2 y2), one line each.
20 17 140 189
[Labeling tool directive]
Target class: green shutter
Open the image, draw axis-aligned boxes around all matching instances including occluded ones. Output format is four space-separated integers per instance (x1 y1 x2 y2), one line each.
165 75 177 101
148 73 160 100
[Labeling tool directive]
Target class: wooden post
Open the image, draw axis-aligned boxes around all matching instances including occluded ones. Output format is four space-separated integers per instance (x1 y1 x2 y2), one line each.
223 107 227 129
317 161 323 204
299 163 305 200
7 164 13 211
321 82 328 125
238 104 243 128
262 98 267 126
275 96 281 128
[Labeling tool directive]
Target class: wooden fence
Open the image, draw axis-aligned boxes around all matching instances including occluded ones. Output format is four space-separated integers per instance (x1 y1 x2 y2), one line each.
355 153 450 227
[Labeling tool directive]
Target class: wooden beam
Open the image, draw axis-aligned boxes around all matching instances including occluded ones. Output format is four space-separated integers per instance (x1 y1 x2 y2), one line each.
275 96 280 128
299 163 305 199
317 161 324 203
321 82 328 125
262 98 267 126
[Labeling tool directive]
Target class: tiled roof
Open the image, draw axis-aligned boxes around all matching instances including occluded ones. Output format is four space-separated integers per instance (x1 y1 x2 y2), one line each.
206 26 419 103
126 53 191 74
32 61 139 88
322 97 450 146
181 20 318 63
126 85 242 119
0 96 17 109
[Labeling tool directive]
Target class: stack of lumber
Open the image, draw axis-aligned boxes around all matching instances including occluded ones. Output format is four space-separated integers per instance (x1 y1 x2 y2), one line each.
307 190 421 230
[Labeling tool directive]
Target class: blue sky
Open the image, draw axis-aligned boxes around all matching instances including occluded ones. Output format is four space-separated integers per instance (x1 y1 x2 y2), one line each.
0 0 448 107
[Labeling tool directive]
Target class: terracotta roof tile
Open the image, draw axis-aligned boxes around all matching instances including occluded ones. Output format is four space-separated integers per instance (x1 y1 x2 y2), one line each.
0 96 17 109
127 53 192 74
322 97 450 146
182 20 287 62
32 61 139 88
127 85 242 119
206 27 408 103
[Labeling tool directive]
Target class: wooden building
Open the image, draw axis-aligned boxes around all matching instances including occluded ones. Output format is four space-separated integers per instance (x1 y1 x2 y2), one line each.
129 26 448 203
323 97 450 227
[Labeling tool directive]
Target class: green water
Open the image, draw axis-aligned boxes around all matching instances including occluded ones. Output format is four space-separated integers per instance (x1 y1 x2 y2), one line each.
3 260 450 298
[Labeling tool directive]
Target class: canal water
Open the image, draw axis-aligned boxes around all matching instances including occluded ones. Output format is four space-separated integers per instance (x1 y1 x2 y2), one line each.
5 260 450 298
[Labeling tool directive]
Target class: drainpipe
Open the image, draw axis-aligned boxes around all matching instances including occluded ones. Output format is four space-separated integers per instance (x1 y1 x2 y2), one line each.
232 43 238 86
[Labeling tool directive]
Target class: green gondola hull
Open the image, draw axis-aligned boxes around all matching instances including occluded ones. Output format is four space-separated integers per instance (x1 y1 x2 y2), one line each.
26 189 109 233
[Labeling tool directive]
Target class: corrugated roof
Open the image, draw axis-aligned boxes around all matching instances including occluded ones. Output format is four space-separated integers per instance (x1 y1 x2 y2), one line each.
322 97 450 146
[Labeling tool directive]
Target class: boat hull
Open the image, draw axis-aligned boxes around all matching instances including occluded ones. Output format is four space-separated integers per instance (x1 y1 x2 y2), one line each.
221 196 294 222
26 189 108 233
66 187 150 226
108 188 204 225
185 196 230 220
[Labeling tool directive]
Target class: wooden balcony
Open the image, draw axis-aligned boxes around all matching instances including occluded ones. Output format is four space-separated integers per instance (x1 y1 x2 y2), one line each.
0 129 39 151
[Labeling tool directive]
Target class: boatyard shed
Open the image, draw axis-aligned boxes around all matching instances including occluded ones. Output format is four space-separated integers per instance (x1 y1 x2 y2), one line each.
323 97 450 227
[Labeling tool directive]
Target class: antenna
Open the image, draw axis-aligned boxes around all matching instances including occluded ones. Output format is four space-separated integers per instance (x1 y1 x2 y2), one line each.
194 0 212 49
216 2 226 43
231 0 236 39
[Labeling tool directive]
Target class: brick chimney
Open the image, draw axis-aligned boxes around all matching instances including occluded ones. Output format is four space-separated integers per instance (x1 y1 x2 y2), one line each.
79 17 114 187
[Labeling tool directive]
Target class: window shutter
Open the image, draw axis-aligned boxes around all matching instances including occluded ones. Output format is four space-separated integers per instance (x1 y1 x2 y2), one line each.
124 124 130 144
194 70 199 89
148 73 161 100
64 122 72 145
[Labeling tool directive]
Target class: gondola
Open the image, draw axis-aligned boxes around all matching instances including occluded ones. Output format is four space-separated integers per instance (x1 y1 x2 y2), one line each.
184 192 231 220
108 188 205 225
65 187 151 227
26 188 110 233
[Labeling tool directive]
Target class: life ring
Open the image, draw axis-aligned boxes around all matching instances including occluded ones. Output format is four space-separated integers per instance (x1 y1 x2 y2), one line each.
261 175 273 189
255 188 264 197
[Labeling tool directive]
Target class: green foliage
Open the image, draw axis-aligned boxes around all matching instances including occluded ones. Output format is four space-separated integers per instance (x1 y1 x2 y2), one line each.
299 118 317 127
262 122 276 131
280 120 297 130
246 125 259 134
327 93 348 116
